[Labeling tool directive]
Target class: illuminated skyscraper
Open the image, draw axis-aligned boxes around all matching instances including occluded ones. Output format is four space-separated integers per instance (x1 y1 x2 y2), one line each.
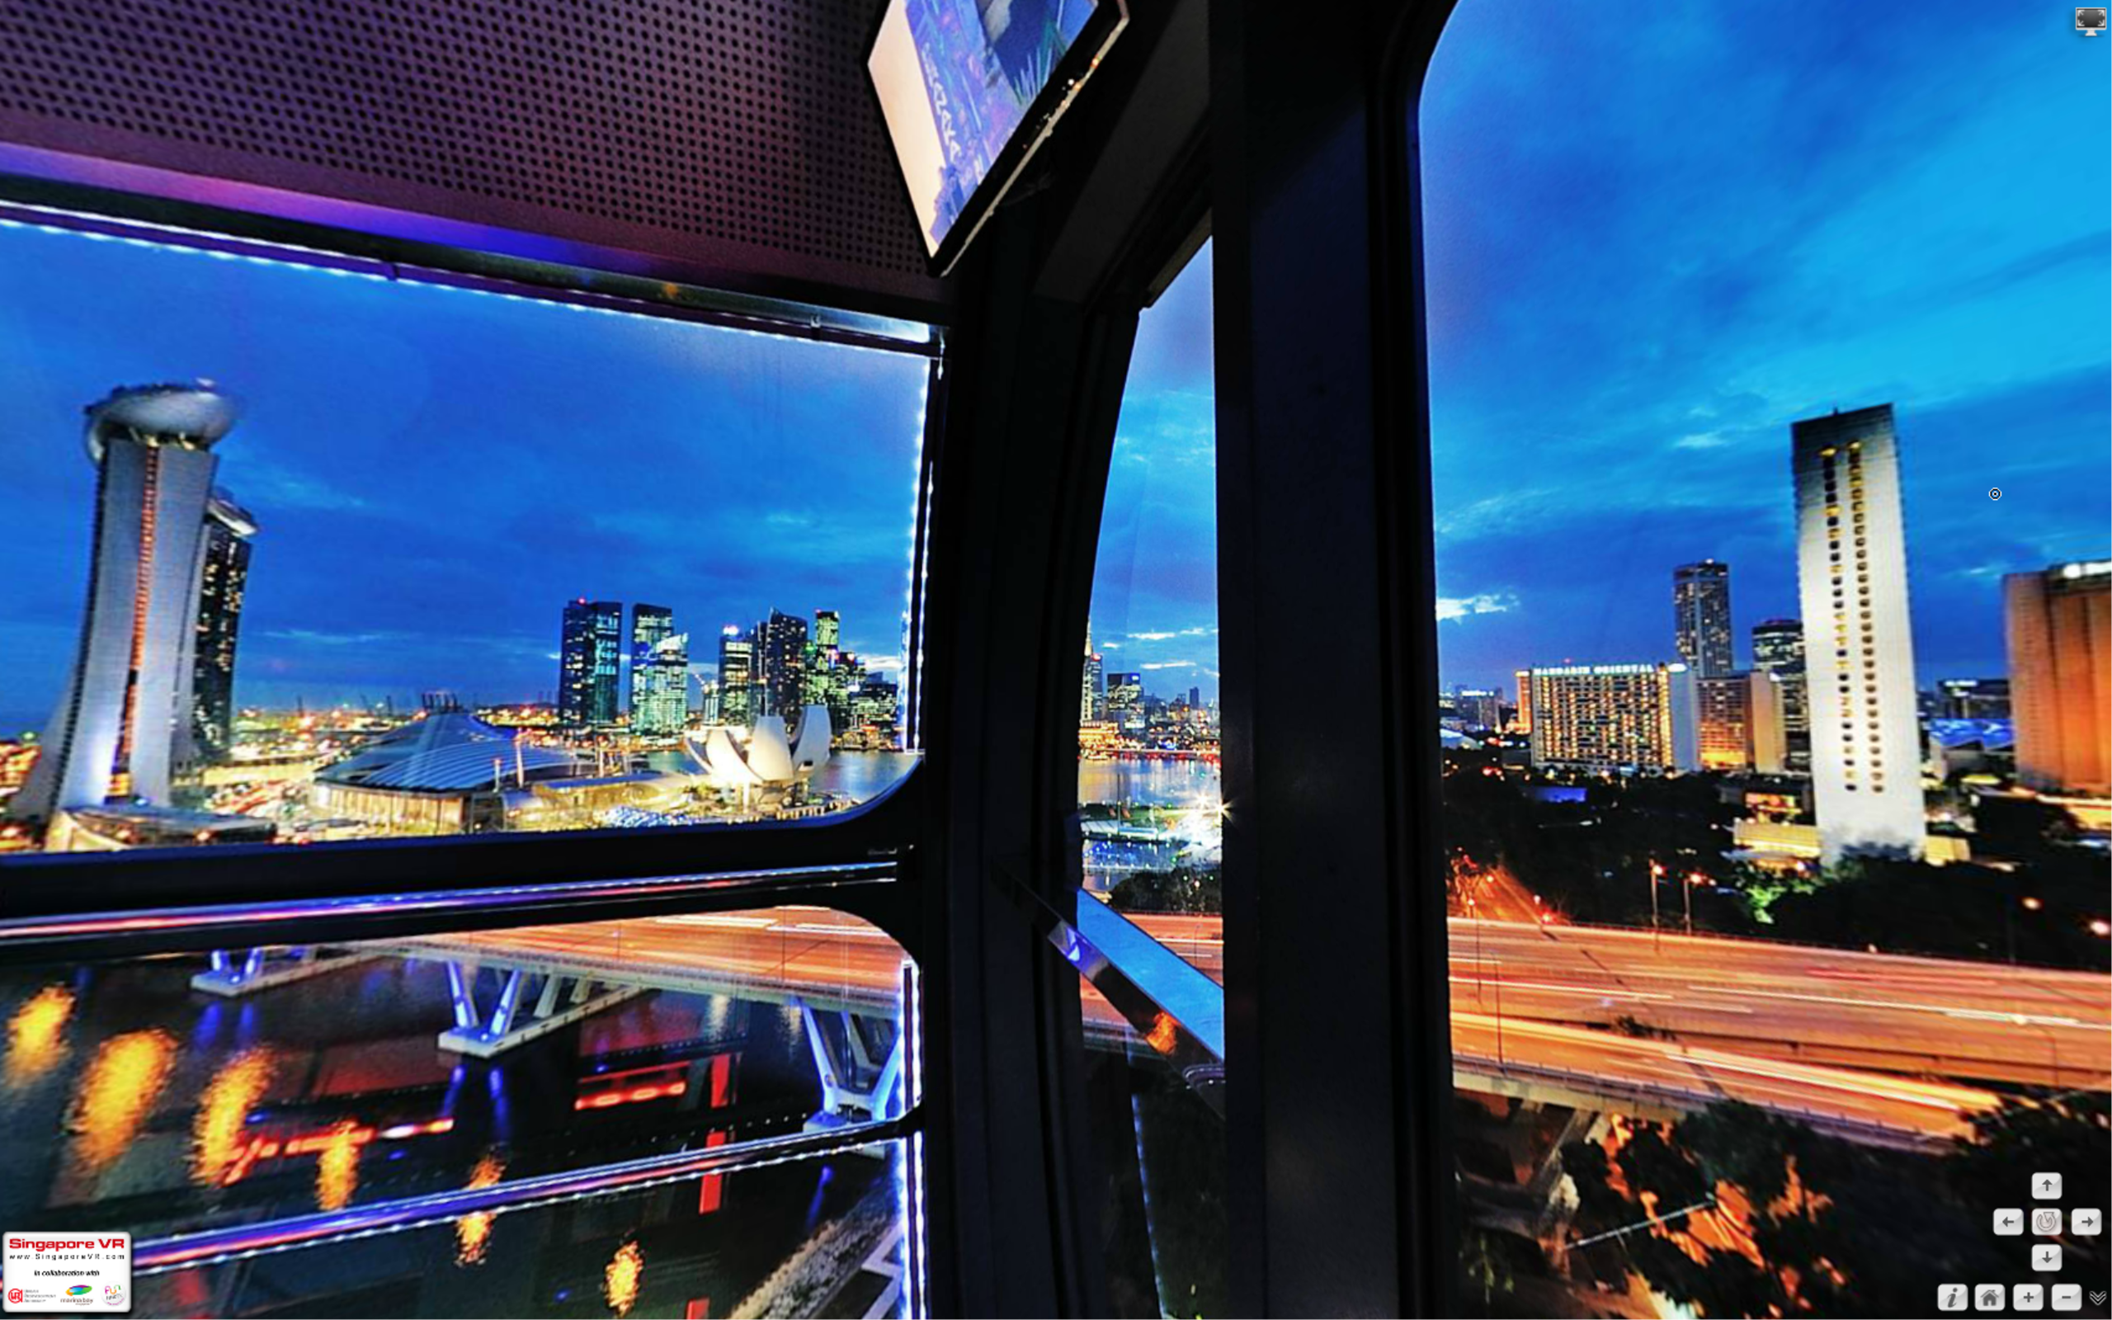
2006 559 2109 796
1453 687 1503 731
814 609 841 651
1792 405 1923 861
718 627 756 727
186 490 257 763
1751 618 1809 773
1106 671 1143 733
10 384 242 822
1082 624 1105 723
628 604 687 737
1521 663 1687 771
1693 673 1753 770
558 599 623 728
1672 560 1734 677
758 609 809 718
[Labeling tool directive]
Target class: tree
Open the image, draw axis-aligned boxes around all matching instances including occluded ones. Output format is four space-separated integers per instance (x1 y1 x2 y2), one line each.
1562 1102 2005 1317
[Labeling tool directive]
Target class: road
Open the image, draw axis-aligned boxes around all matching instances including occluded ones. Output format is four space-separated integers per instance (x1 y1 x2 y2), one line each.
394 906 2110 1144
1117 911 2110 1090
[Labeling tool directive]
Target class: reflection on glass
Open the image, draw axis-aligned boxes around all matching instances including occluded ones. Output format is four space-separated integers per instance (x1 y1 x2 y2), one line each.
455 1151 506 1267
0 214 928 855
1422 1 2111 1313
4 983 72 1087
191 1046 274 1187
0 908 911 1264
604 1238 644 1317
132 1142 914 1319
70 1028 176 1173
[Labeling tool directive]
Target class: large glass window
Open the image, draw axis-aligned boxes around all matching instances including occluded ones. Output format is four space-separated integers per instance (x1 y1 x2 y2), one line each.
0 903 916 1315
1422 4 2110 1315
1072 247 1226 1317
0 213 929 856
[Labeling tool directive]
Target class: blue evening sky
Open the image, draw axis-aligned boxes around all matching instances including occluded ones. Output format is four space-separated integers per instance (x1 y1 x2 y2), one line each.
1093 0 2110 698
2 0 2104 728
0 227 926 728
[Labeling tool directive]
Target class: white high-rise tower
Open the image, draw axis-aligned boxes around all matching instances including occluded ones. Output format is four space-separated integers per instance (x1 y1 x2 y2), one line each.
1791 404 1924 862
10 383 241 822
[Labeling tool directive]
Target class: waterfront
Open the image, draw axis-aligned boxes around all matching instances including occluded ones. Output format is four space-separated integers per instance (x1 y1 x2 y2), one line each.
1079 758 1223 890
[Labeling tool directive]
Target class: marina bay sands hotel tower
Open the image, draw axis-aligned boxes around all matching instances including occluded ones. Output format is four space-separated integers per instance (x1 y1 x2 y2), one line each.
9 383 253 824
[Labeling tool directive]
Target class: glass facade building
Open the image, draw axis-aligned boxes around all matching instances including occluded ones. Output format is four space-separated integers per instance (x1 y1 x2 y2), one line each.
557 599 623 730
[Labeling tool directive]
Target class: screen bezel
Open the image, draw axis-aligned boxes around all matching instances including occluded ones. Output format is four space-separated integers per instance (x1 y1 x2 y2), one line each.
868 0 1130 277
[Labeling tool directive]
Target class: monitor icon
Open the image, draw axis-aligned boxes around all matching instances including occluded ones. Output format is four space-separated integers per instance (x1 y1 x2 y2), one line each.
2079 8 2108 34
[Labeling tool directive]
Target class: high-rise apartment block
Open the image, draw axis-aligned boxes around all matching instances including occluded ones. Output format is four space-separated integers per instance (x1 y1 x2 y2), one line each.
2006 559 2109 796
1791 404 1923 861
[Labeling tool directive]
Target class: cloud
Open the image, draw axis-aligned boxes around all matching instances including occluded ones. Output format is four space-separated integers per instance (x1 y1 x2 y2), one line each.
1436 593 1518 622
1140 660 1198 670
1673 431 1730 450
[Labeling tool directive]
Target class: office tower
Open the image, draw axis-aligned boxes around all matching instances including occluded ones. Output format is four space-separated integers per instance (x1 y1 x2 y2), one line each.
557 599 623 728
629 604 674 718
1189 685 1201 709
1082 626 1105 724
1512 668 1533 734
1521 663 1684 771
718 627 757 727
10 384 242 822
1106 671 1143 732
1454 687 1503 731
186 489 257 764
628 605 688 737
1937 677 2011 720
814 609 841 652
1792 404 1923 861
1694 673 1754 770
758 609 809 718
1751 618 1810 773
1672 560 1735 677
2006 559 2110 795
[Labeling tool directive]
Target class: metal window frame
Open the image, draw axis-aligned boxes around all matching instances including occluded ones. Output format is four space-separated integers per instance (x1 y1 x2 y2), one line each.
1211 0 1463 1314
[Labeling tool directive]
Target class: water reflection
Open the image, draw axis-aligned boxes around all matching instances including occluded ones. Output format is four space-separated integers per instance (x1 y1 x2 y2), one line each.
191 1047 274 1187
5 985 73 1088
71 1028 175 1172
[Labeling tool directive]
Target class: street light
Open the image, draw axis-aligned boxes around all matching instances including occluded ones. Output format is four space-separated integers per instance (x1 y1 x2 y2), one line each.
1648 861 1665 952
1685 871 1706 937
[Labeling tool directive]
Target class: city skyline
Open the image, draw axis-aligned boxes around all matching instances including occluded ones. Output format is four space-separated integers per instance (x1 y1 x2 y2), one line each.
0 220 926 732
1419 0 2108 692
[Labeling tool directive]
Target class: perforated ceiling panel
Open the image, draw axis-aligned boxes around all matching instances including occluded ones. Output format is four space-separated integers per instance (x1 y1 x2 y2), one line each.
0 0 941 310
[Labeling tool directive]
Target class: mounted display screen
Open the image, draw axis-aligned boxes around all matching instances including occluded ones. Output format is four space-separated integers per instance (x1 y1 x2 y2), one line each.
869 0 1127 273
